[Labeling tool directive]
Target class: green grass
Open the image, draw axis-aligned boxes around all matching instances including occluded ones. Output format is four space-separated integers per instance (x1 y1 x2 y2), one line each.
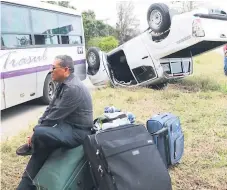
1 51 227 190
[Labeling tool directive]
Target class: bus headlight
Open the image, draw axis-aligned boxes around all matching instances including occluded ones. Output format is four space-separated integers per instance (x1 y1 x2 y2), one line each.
192 19 205 37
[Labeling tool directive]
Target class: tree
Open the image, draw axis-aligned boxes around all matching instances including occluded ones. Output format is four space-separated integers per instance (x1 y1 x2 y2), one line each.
45 1 76 10
82 10 117 46
87 36 119 52
105 25 118 40
116 1 140 45
99 36 119 52
82 10 99 44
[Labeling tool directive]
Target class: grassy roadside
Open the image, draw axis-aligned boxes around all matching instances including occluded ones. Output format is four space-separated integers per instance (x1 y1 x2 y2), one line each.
1 51 227 190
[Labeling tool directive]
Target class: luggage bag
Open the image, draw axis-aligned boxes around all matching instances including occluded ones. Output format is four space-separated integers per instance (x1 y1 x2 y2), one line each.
33 145 95 190
147 113 184 167
83 124 172 190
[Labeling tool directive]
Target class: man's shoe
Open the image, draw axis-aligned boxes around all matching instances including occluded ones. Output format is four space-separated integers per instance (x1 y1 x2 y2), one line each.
16 144 32 156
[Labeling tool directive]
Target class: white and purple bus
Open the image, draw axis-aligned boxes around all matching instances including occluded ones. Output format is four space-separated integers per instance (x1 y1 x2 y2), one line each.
0 0 86 110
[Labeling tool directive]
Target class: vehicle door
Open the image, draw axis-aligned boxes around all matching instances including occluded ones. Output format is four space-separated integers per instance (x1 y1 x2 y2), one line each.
122 35 158 83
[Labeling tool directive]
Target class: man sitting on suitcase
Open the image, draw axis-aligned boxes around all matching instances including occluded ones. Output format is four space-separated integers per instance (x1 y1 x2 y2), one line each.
16 55 93 190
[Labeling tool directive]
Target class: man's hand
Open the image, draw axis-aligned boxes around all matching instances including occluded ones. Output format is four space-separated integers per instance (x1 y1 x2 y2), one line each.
27 132 34 146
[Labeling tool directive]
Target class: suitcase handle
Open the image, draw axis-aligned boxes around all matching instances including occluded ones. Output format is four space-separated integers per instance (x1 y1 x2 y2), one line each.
152 127 168 136
161 114 170 119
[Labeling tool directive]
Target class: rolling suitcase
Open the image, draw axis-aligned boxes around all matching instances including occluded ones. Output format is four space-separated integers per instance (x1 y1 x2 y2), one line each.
146 113 184 168
83 124 172 190
33 145 95 190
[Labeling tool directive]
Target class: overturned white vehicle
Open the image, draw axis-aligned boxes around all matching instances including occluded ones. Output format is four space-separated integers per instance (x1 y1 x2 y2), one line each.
87 3 227 88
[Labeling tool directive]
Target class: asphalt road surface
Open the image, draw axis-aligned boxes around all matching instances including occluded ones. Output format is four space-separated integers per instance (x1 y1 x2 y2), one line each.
1 78 96 142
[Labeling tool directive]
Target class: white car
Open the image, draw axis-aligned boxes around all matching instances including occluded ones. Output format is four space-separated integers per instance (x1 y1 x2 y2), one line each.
86 3 227 88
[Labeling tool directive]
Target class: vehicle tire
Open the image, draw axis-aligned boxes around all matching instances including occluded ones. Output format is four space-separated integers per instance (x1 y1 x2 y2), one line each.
86 47 101 75
147 3 171 33
41 74 56 105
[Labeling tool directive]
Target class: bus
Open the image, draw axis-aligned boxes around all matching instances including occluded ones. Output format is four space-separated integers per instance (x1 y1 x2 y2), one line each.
0 0 86 110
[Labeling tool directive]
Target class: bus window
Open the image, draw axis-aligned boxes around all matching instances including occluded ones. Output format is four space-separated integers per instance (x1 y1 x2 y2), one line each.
1 34 32 48
31 9 59 35
34 35 60 45
61 35 82 45
58 14 83 36
1 37 4 49
1 4 31 34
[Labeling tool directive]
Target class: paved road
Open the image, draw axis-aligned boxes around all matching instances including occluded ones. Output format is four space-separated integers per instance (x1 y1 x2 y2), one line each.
0 78 96 142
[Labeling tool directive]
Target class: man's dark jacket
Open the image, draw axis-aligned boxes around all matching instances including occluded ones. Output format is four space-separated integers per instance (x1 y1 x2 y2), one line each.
38 74 93 130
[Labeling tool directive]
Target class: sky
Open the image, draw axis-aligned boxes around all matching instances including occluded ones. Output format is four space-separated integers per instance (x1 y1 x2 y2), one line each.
70 0 227 31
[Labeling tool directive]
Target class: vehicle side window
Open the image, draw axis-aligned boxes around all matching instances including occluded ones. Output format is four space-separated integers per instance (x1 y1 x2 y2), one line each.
31 9 60 45
1 4 32 49
61 35 82 45
58 14 83 36
58 14 83 45
1 4 31 33
34 35 60 45
1 34 32 48
31 9 58 34
0 3 83 48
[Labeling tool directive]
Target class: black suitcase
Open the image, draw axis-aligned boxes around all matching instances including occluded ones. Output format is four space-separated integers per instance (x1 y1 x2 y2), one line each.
83 124 172 190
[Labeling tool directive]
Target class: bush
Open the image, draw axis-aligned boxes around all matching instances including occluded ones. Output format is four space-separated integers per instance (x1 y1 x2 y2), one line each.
87 36 119 52
87 37 100 48
170 76 222 92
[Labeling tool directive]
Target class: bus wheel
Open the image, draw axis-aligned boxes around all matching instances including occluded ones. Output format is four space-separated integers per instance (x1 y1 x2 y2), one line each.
41 74 56 104
147 3 171 33
86 47 101 76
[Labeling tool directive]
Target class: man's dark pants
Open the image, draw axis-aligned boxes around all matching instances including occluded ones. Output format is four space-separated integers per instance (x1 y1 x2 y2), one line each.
17 123 90 190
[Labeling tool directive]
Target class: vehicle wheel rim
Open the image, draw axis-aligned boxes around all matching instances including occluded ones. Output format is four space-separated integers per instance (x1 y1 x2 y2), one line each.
48 81 55 100
150 10 162 30
88 52 97 66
